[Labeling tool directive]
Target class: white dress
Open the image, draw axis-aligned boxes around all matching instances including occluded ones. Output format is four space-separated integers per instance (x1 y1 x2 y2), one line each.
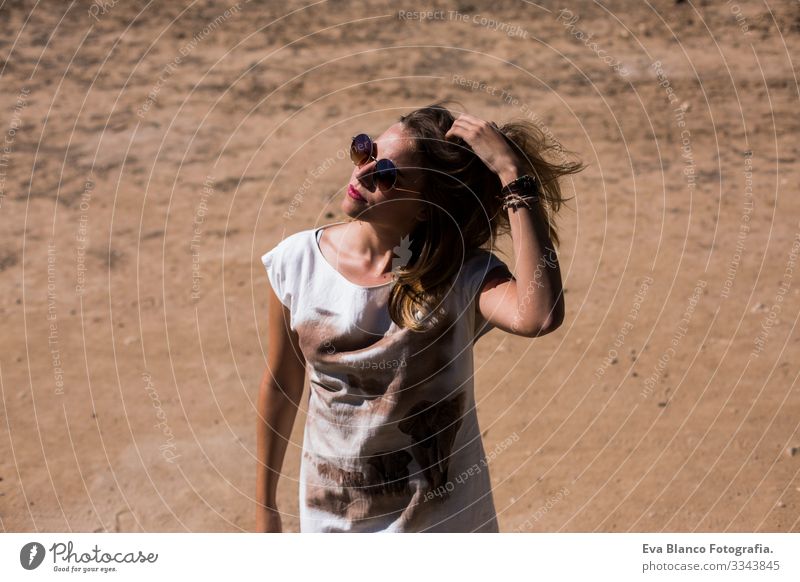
261 221 510 532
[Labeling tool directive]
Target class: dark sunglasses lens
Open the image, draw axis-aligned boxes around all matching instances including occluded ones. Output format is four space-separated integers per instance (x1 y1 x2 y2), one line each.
350 134 371 165
375 158 397 189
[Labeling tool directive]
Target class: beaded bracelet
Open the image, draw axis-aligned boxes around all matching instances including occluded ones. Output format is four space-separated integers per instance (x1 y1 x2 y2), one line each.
502 191 537 210
500 174 539 210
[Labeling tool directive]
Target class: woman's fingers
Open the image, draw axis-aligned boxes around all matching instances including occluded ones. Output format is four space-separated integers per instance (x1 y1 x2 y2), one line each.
445 114 500 147
445 118 478 141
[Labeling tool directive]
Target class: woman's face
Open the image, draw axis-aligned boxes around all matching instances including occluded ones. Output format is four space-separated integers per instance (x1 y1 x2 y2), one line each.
342 122 428 230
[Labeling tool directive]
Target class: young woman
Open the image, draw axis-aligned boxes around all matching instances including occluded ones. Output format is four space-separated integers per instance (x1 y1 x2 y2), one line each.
256 101 584 532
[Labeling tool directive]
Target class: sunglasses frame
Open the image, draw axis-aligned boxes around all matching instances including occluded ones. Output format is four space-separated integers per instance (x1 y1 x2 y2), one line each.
350 133 398 191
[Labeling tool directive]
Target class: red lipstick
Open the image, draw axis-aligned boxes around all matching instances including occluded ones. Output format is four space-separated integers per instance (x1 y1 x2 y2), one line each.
348 185 366 202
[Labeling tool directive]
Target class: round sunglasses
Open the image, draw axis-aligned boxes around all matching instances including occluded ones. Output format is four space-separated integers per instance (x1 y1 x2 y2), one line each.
350 133 398 191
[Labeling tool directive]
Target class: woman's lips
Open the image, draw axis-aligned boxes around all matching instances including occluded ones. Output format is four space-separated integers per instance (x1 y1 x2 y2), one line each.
347 185 366 202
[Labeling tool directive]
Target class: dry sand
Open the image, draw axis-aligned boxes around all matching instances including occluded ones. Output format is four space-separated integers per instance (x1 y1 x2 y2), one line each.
1 0 799 532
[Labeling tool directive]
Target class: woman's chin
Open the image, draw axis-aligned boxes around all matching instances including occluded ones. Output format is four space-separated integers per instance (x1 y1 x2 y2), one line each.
342 197 370 219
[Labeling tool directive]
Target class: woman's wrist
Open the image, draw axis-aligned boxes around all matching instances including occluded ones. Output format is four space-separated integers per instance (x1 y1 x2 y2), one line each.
497 163 523 188
258 499 278 511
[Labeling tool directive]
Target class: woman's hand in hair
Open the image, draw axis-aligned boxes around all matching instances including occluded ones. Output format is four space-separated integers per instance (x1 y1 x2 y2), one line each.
444 113 522 186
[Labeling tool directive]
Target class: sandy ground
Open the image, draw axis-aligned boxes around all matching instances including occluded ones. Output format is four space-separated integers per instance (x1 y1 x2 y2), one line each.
1 0 799 533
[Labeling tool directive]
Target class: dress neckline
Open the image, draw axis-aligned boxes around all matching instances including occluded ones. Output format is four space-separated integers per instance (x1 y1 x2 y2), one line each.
312 221 395 290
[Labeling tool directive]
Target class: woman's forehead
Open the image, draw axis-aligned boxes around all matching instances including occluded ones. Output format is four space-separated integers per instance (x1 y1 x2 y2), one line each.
375 124 418 161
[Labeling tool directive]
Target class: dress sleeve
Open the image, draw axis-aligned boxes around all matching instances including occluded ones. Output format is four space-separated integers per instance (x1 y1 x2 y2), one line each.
462 249 512 342
261 241 291 309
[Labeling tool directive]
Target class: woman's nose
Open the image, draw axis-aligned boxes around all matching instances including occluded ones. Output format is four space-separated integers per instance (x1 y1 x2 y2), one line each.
355 160 378 186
